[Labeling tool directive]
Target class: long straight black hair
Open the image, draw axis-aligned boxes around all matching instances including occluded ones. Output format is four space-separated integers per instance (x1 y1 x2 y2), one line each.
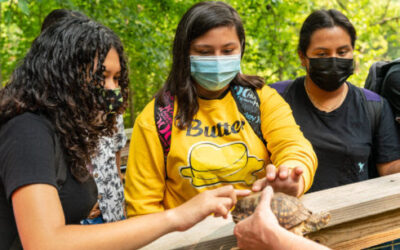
155 1 264 129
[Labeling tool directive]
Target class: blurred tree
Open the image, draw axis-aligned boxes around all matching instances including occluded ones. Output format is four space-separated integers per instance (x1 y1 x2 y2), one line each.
1 0 400 127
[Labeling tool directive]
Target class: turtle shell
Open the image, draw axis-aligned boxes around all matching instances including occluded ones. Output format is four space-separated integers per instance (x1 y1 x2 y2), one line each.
232 192 311 230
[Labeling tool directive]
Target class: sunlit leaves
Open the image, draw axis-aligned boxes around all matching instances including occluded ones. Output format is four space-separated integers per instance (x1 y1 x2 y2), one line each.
1 0 400 126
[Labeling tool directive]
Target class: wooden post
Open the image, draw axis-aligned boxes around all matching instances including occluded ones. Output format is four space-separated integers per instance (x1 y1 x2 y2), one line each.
140 173 400 250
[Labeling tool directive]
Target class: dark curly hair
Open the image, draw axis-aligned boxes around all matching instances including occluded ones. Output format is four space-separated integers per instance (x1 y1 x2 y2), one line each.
40 9 87 32
0 17 129 182
155 1 264 129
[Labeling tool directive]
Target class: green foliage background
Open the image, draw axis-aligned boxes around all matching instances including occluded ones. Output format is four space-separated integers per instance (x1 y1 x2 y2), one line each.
1 0 400 127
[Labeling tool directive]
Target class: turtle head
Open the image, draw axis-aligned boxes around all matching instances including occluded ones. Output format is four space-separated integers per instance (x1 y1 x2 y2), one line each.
303 211 331 234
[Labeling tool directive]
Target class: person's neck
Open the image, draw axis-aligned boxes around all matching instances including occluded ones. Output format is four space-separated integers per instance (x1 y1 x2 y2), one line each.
304 76 348 112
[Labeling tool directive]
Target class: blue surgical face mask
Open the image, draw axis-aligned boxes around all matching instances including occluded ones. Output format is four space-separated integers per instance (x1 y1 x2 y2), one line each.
190 54 241 91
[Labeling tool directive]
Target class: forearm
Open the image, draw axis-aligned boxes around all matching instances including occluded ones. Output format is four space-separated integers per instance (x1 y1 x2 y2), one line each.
271 226 329 250
377 159 400 176
14 184 175 250
29 211 177 250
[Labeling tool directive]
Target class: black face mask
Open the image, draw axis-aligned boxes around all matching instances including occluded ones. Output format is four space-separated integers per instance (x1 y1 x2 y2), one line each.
307 57 354 91
102 88 124 113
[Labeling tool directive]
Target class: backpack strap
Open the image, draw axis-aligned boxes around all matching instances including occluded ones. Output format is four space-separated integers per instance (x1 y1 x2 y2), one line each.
230 84 266 146
269 80 294 95
359 88 383 179
361 88 383 137
154 92 174 168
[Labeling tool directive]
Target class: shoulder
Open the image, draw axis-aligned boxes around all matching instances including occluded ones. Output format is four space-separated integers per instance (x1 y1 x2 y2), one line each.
353 84 382 103
0 112 54 139
268 79 294 94
268 77 304 95
256 84 293 113
262 77 304 103
0 113 60 200
134 99 157 130
257 84 282 98
0 112 56 153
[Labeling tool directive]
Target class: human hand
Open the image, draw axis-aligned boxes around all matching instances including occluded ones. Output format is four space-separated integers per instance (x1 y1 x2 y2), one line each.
87 202 101 219
168 186 251 231
234 186 283 250
252 164 304 197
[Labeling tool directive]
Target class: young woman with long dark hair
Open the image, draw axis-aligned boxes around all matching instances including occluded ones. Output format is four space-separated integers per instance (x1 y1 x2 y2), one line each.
41 9 128 224
124 1 317 218
0 15 246 249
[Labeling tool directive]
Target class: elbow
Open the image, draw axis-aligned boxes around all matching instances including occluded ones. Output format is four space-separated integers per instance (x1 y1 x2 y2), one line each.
20 228 67 250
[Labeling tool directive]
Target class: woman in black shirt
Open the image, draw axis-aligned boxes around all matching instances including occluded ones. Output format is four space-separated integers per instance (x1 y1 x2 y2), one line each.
270 9 400 192
0 15 248 249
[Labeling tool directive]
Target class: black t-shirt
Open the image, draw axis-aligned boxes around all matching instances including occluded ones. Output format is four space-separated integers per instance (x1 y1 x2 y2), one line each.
0 113 98 249
281 77 400 192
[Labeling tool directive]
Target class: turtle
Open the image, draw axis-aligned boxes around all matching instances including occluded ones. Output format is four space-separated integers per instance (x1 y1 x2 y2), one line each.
231 192 331 235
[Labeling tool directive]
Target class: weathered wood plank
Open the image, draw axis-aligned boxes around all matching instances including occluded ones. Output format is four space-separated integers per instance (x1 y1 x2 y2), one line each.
308 208 400 249
140 173 400 250
302 173 400 227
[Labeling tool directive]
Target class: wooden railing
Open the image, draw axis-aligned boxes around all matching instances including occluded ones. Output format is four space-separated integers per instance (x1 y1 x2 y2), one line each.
140 173 400 250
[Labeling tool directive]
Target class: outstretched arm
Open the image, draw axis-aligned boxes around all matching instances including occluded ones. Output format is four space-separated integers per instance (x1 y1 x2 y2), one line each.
13 184 250 250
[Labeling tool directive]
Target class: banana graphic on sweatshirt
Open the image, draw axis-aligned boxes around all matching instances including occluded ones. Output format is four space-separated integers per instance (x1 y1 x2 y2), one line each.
180 142 265 188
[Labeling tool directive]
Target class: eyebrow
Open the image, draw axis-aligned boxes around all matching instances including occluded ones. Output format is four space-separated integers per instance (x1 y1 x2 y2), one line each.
192 42 239 48
337 45 352 50
313 45 351 50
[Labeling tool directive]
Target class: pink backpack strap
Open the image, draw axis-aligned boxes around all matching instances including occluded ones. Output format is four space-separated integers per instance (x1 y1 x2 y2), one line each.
154 91 174 167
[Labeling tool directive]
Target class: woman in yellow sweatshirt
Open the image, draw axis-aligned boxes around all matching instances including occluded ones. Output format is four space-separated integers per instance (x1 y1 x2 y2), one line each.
125 1 317 217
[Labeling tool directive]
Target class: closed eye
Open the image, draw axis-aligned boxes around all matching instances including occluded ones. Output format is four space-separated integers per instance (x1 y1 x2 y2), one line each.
223 49 234 54
198 50 212 55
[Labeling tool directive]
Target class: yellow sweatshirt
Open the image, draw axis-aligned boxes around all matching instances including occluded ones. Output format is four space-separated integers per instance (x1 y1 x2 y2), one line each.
125 85 317 217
